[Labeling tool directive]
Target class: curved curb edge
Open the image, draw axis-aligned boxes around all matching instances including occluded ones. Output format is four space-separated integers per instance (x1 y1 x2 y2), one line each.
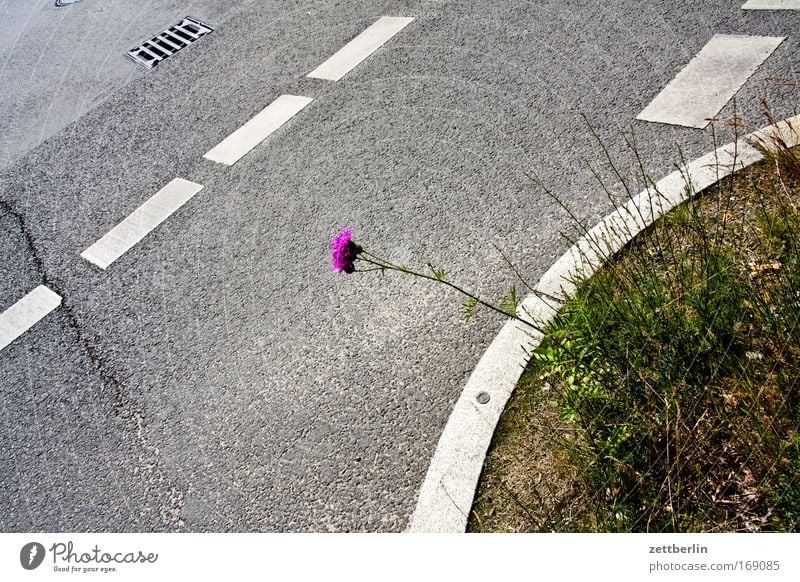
407 115 800 533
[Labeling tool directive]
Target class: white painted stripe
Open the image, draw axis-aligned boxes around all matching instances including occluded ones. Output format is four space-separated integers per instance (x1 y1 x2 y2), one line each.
743 0 800 9
307 16 414 81
637 34 784 129
203 95 313 166
81 178 204 269
0 286 62 351
408 115 800 532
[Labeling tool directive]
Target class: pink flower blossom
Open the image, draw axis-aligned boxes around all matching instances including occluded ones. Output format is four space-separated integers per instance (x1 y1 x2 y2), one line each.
331 229 361 273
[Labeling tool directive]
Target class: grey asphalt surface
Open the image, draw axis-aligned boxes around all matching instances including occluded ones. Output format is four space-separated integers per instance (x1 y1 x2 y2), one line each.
1 0 799 531
0 0 263 171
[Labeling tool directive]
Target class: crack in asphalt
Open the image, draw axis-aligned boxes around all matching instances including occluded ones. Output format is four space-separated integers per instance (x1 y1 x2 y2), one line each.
0 198 185 531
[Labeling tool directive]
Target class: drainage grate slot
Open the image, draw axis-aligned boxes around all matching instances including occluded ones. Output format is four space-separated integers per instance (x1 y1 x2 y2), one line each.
157 35 184 51
127 17 213 69
136 46 160 62
145 43 168 58
172 28 195 43
157 40 178 53
163 32 185 44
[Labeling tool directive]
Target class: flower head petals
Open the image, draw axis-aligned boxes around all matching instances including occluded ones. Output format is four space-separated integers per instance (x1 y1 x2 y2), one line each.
331 229 361 273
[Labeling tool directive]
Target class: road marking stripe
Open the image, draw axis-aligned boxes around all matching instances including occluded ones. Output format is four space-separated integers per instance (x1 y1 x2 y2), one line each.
307 16 414 81
743 0 800 9
637 34 784 129
0 286 62 351
203 95 313 166
81 178 204 269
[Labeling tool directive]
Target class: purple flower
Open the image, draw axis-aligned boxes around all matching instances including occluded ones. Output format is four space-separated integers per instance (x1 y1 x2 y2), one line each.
331 229 361 273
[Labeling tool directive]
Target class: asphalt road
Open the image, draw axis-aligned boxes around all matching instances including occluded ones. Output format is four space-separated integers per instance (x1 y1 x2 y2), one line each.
1 0 798 531
0 0 263 171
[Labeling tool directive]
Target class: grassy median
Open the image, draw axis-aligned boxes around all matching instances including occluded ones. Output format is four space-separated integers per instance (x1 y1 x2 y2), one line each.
469 130 800 532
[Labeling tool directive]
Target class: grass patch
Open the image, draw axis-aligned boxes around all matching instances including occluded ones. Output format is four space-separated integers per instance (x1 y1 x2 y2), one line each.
469 131 800 533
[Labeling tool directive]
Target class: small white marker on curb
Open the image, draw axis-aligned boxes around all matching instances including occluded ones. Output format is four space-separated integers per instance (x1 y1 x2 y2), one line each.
81 178 204 269
307 16 414 81
407 115 800 533
203 95 313 166
0 286 62 351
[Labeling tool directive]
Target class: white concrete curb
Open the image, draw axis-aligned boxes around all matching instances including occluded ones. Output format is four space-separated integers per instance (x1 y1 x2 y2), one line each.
406 115 800 533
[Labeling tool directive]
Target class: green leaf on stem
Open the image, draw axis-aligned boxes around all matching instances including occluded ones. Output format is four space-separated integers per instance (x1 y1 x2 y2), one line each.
462 297 479 325
427 263 449 282
500 285 519 317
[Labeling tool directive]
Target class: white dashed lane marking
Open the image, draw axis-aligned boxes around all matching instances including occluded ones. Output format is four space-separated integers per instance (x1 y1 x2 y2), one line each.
81 178 204 269
742 0 800 9
307 16 414 81
637 34 785 129
0 286 62 351
203 94 313 166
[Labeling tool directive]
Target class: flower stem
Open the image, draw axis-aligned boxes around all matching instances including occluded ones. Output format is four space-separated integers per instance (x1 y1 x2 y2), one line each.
357 254 543 333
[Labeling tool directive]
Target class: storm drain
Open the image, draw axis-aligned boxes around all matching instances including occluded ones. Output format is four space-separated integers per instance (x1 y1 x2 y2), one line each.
126 17 214 69
55 0 83 5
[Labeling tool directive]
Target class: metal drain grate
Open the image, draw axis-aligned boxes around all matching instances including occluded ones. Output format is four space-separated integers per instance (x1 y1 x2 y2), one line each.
126 17 214 69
